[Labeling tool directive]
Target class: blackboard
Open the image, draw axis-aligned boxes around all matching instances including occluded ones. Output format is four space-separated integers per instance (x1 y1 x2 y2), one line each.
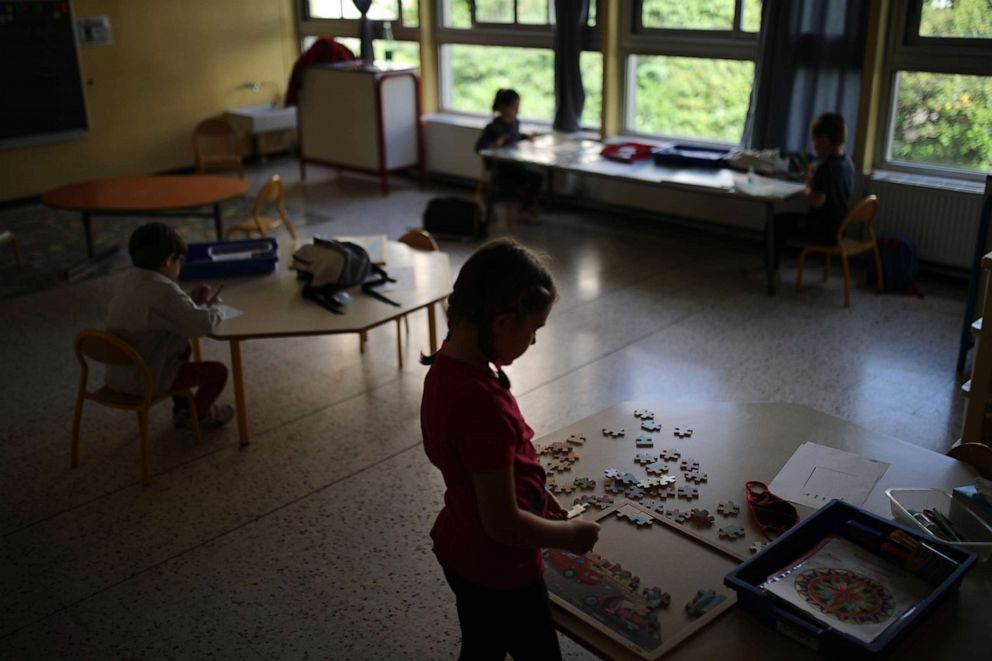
0 0 88 149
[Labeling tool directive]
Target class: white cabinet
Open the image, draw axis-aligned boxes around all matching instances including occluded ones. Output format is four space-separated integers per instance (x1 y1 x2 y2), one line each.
297 63 423 195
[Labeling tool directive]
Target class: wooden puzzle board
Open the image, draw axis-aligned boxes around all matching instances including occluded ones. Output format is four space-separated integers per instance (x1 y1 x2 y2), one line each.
545 502 737 660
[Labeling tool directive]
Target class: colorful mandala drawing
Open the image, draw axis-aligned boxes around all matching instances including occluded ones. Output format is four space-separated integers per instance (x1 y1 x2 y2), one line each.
794 568 895 625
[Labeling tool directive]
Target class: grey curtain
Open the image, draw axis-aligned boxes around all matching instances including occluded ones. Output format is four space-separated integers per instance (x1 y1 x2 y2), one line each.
744 0 870 154
553 0 590 132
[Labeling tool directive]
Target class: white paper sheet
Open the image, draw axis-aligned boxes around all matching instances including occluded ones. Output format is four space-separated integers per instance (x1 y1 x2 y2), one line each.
215 304 244 320
769 442 890 508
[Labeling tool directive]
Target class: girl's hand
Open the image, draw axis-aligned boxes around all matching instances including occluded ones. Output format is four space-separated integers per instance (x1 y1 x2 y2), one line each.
564 519 600 555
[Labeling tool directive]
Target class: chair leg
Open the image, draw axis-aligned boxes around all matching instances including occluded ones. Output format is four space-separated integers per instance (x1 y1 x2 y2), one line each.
71 392 85 468
872 244 885 293
186 392 202 443
395 319 403 369
796 250 807 292
823 254 830 282
138 409 151 485
359 331 367 354
841 253 852 308
403 314 410 335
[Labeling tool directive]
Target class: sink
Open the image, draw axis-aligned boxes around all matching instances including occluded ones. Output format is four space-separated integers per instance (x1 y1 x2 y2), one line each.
225 104 297 134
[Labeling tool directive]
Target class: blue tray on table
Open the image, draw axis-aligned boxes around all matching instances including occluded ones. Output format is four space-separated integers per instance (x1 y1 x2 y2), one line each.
652 144 730 169
179 238 278 280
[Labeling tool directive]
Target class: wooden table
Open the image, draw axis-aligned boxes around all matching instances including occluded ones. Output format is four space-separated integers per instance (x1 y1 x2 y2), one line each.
536 401 988 660
201 239 451 445
42 175 249 258
480 135 806 294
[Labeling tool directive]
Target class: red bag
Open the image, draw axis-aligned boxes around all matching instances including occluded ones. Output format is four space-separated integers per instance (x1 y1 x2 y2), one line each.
600 142 656 163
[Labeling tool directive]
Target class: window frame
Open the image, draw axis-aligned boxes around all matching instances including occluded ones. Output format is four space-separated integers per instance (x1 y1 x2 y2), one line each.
875 0 992 181
297 1 420 44
621 0 759 145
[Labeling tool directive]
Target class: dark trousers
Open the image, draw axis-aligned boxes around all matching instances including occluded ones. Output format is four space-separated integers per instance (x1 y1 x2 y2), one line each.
170 346 228 417
442 567 562 661
492 163 544 209
773 213 837 270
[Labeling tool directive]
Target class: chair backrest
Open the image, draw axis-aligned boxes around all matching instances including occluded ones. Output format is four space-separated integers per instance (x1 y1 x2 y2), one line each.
75 329 153 399
398 229 439 252
254 174 284 207
948 442 992 479
192 117 241 161
838 195 879 239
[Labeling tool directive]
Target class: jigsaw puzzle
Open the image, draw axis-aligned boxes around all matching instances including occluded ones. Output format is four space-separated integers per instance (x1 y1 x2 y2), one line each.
664 508 690 524
602 427 625 438
635 435 654 448
572 477 596 491
683 471 708 484
566 503 588 519
641 586 672 610
679 457 700 472
673 427 693 439
644 460 669 475
717 501 740 516
634 453 658 465
686 589 726 617
633 409 655 420
688 508 714 526
625 486 646 500
603 468 621 480
677 486 699 500
640 420 662 433
616 506 653 527
748 541 768 554
573 494 614 509
566 434 587 445
659 448 681 461
718 525 745 539
620 472 639 485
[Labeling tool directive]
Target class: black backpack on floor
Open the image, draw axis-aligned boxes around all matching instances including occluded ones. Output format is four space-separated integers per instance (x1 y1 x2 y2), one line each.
423 197 486 239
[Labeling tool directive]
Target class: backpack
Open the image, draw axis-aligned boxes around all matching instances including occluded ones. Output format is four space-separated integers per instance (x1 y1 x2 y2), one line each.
868 232 922 296
291 238 399 313
423 197 486 239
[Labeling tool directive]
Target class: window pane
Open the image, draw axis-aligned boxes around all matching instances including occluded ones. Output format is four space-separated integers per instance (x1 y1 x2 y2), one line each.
588 0 596 26
367 0 399 20
919 0 992 39
889 71 992 173
632 55 754 143
308 0 355 19
445 45 554 120
447 0 471 28
641 0 734 30
401 0 419 26
519 0 549 25
336 37 420 68
742 0 762 32
581 51 603 129
476 0 514 23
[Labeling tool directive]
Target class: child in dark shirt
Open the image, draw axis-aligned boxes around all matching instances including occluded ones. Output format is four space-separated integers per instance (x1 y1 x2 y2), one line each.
474 89 544 221
773 112 855 269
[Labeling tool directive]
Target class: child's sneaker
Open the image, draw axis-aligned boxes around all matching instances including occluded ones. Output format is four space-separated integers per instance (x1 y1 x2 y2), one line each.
200 404 235 428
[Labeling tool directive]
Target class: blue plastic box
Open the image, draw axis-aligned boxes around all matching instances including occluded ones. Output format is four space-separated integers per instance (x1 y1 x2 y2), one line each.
179 238 279 281
724 500 975 658
652 144 729 169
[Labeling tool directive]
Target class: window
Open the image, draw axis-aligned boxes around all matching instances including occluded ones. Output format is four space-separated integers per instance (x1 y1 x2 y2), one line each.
438 1 602 127
297 1 420 64
624 0 761 144
304 0 418 25
881 0 992 176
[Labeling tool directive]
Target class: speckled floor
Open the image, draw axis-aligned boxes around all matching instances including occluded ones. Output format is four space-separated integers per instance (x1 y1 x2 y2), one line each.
0 158 970 659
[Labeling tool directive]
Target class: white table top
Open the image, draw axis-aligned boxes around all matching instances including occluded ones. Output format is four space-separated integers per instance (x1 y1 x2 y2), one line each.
481 133 806 203
537 401 988 660
205 240 451 341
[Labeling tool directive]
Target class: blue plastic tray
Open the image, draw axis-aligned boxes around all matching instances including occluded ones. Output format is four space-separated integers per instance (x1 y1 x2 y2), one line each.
179 238 278 280
652 144 729 169
724 499 975 658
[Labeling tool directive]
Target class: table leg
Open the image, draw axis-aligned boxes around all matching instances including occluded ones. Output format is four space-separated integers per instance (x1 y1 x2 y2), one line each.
82 212 94 258
213 204 224 241
229 339 249 446
191 337 202 362
396 321 404 369
765 204 777 296
427 303 438 355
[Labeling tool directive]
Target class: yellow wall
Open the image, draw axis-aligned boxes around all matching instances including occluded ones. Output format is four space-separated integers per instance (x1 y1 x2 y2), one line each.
0 0 298 202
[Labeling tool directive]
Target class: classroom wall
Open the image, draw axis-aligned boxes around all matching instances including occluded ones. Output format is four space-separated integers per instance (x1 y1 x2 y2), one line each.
0 0 298 203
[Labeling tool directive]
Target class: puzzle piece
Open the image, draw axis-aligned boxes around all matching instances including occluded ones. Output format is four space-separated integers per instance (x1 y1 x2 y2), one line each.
565 503 588 519
719 525 746 539
634 453 658 465
717 500 740 516
605 482 625 494
546 478 559 493
679 457 700 472
688 508 714 526
574 494 614 509
602 427 625 438
566 434 586 445
642 587 672 610
633 409 655 420
655 485 676 499
640 420 662 433
625 486 646 500
620 472 639 485
749 541 768 554
547 441 573 456
572 477 596 491
673 427 694 439
545 458 573 474
683 471 708 484
635 435 654 448
603 468 621 479
639 476 676 491
664 508 690 524
677 486 699 500
644 460 668 475
686 589 726 617
616 507 653 528
640 498 664 513
659 448 681 461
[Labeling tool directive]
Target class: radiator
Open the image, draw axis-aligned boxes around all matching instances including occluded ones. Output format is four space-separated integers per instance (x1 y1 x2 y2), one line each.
868 176 985 270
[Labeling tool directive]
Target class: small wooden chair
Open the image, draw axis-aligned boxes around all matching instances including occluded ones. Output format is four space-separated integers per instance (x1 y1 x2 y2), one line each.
224 174 297 241
72 330 202 485
475 159 516 229
948 442 992 479
795 195 884 307
193 117 245 179
1 229 23 268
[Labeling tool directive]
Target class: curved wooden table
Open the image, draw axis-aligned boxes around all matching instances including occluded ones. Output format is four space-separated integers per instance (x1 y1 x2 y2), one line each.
42 175 249 257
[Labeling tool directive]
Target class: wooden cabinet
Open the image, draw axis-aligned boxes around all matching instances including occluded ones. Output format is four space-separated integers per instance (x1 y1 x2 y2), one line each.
297 63 423 195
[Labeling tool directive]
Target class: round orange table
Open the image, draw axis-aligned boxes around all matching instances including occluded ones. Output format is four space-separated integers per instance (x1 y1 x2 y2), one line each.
42 175 250 257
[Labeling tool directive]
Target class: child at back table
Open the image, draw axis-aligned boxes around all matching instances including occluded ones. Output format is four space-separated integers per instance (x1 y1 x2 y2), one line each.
475 88 544 221
421 239 600 660
105 222 233 428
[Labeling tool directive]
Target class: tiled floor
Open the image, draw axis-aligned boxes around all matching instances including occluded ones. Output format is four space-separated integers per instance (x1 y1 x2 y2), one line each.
0 159 970 659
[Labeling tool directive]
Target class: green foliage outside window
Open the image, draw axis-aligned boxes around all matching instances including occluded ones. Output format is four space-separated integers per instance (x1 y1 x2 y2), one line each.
919 0 992 38
642 0 734 30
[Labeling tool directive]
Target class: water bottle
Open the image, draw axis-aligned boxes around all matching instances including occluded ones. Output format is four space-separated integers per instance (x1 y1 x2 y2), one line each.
382 21 394 66
746 166 756 191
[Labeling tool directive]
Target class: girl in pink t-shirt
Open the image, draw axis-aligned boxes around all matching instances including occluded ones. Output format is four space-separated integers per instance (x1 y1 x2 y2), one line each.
421 239 600 660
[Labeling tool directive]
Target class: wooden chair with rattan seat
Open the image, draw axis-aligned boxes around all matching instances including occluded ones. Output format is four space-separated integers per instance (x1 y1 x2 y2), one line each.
72 329 202 485
796 194 885 307
1 229 23 268
224 174 297 241
475 159 516 229
948 442 992 480
193 117 245 179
